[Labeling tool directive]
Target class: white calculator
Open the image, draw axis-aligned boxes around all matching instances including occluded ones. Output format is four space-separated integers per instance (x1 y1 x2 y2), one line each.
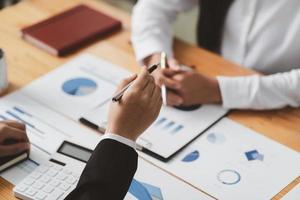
13 141 94 200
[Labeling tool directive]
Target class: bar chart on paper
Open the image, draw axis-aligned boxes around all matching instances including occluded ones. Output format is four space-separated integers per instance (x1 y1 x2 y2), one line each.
137 104 227 159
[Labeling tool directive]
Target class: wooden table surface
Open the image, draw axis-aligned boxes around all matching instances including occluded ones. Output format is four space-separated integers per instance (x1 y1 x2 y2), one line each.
0 0 299 199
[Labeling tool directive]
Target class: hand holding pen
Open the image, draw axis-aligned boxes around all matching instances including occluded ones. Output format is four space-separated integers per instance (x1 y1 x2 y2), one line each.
107 66 162 141
112 64 159 102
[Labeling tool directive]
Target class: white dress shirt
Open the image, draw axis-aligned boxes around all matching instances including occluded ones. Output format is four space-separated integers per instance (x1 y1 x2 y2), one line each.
101 133 136 149
131 0 300 109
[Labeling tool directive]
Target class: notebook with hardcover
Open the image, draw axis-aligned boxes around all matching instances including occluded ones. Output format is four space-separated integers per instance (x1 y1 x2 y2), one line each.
21 4 122 56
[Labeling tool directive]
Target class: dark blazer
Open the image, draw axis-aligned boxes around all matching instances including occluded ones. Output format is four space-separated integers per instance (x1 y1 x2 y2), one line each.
65 139 138 200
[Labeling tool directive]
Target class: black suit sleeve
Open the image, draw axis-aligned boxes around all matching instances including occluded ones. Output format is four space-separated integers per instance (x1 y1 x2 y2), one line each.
65 139 138 200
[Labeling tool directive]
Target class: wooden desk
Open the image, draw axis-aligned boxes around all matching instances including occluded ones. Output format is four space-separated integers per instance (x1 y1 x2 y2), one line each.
0 0 299 199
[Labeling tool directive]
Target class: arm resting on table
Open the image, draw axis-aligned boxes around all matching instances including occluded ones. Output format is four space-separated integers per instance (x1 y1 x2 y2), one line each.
65 139 138 200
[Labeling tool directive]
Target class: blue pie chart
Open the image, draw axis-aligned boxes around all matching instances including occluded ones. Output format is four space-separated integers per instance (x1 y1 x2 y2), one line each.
182 150 199 162
62 78 97 96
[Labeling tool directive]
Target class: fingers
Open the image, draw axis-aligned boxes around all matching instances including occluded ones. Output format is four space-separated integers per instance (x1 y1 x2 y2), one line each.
0 125 29 143
116 74 137 92
167 91 183 106
0 142 30 157
133 66 151 91
144 75 156 96
151 85 162 108
167 58 181 70
161 68 183 77
156 73 180 89
1 121 26 131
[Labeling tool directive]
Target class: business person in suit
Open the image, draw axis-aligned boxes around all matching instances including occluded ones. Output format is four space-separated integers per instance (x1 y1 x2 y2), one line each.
131 0 300 110
66 67 162 200
0 121 30 157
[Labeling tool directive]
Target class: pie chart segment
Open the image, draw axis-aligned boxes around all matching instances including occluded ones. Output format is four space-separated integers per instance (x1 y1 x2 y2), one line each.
62 78 97 96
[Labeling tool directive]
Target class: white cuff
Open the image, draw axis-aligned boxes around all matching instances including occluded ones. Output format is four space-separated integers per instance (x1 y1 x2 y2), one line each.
217 76 244 109
101 133 136 149
131 37 173 64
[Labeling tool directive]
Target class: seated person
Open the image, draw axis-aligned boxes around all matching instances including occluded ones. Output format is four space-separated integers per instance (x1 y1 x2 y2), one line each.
131 0 300 110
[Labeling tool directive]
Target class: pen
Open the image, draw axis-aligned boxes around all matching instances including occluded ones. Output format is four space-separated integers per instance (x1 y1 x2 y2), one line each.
160 52 168 105
112 63 159 102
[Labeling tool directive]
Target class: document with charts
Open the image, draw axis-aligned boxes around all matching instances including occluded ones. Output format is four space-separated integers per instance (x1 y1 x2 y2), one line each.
0 92 101 185
0 92 213 200
125 158 213 200
20 54 227 160
141 118 300 200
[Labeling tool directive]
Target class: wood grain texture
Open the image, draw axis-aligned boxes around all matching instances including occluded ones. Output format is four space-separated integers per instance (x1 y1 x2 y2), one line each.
0 0 299 199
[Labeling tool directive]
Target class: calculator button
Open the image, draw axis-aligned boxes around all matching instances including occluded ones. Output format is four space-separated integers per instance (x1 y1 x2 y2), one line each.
54 165 63 171
31 172 42 179
15 185 28 193
56 173 67 181
37 166 49 173
47 170 58 177
50 180 61 187
63 169 72 175
59 183 71 191
43 185 54 193
36 192 47 200
40 176 51 183
66 177 78 185
72 173 80 178
24 178 35 185
46 190 64 200
44 163 54 168
33 182 44 189
26 188 37 196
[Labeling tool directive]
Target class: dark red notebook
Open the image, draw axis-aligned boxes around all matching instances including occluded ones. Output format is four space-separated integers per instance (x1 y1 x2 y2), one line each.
21 4 122 56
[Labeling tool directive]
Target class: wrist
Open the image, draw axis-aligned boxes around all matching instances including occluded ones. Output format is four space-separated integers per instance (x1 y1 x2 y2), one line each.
105 127 137 141
143 53 161 66
209 77 222 104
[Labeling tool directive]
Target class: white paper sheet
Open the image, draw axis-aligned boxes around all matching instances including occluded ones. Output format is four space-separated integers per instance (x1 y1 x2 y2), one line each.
0 92 101 184
125 158 214 200
19 53 227 159
84 100 227 159
141 118 300 200
21 54 130 119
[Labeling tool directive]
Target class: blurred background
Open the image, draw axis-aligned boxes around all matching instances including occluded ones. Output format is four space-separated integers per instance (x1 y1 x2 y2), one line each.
0 0 198 44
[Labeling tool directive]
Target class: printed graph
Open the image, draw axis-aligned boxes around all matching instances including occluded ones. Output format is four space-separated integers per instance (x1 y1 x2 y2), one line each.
154 117 184 134
129 179 164 200
62 78 97 96
182 150 199 162
245 150 264 161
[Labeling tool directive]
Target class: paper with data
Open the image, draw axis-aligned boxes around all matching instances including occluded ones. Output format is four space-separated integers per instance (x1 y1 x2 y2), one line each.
125 158 213 200
141 118 300 200
0 92 101 185
84 100 227 159
21 54 131 119
19 53 227 159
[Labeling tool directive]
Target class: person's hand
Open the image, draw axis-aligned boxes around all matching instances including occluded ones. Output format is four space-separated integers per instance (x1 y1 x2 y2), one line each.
144 53 184 106
171 71 222 106
106 67 162 141
0 121 30 157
